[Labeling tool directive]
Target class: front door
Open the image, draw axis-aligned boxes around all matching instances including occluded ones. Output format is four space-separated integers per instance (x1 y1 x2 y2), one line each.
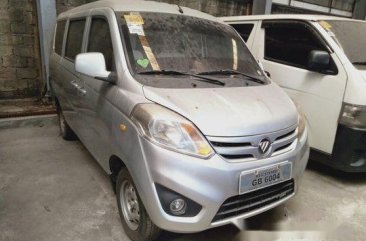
76 15 117 170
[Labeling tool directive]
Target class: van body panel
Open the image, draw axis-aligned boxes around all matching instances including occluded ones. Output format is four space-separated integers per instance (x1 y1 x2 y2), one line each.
343 65 366 105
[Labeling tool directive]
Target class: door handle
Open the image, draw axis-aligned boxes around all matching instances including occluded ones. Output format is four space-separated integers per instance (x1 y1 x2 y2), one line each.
70 80 79 88
78 88 87 96
264 71 271 78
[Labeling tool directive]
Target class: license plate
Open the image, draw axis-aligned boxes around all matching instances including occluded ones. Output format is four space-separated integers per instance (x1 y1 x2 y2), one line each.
239 162 292 194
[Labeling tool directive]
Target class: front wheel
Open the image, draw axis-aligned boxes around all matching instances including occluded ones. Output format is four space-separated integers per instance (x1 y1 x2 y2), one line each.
116 169 161 241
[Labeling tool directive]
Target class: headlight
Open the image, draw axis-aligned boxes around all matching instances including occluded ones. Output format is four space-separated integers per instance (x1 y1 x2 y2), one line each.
339 103 366 129
131 104 214 158
294 102 306 138
297 111 306 138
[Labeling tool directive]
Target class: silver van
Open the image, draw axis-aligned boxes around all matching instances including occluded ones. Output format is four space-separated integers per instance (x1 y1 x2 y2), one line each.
50 1 309 240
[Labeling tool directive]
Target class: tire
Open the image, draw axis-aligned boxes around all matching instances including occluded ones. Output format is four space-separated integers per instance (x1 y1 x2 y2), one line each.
56 105 77 140
116 168 161 241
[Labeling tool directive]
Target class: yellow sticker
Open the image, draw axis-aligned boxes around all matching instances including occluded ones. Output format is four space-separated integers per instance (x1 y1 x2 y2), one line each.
124 14 144 25
138 36 160 71
319 20 332 30
232 39 238 70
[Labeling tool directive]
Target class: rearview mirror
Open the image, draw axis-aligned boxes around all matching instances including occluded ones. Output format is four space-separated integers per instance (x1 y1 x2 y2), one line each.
307 50 330 73
75 53 113 82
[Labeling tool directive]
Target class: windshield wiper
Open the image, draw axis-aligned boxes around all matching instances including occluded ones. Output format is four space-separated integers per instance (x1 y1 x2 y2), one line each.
352 62 366 65
198 69 266 84
138 70 225 86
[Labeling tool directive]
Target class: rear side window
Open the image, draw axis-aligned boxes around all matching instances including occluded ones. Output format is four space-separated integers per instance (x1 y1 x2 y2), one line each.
264 22 328 69
231 24 254 42
87 18 114 71
65 19 86 61
55 20 66 55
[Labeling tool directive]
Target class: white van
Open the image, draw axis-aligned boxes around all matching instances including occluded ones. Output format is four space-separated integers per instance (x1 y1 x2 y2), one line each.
222 15 366 172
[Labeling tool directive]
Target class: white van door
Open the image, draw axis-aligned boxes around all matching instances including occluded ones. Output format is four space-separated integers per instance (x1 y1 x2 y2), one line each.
252 20 347 154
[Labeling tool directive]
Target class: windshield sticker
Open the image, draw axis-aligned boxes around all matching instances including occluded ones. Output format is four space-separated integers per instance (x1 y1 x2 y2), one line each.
137 58 150 69
319 20 332 30
124 14 144 25
232 39 238 70
128 24 145 36
138 36 160 71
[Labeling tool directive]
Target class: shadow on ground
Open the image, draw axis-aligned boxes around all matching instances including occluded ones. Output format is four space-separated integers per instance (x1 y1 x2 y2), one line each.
307 160 366 184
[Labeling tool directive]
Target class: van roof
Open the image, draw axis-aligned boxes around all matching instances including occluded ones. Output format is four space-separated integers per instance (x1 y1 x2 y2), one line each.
58 0 219 22
221 14 366 23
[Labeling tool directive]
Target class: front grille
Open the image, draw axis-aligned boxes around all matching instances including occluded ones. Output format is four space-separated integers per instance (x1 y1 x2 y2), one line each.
212 179 295 223
207 126 297 161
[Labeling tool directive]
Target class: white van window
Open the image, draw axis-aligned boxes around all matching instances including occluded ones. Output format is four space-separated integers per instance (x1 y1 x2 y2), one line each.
264 22 331 70
65 19 86 61
88 17 114 71
117 12 264 88
231 24 254 42
55 20 66 56
322 20 366 65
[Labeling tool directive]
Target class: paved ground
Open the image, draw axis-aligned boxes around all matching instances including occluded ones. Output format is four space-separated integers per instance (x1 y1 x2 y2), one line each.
0 124 365 241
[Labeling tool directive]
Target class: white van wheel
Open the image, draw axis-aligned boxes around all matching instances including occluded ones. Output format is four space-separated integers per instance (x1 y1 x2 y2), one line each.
116 169 161 241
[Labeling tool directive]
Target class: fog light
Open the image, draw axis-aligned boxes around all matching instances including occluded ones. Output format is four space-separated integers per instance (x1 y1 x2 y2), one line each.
169 199 186 215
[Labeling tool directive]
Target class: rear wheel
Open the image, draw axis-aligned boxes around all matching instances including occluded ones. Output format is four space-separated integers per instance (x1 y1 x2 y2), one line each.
116 168 161 241
56 105 76 140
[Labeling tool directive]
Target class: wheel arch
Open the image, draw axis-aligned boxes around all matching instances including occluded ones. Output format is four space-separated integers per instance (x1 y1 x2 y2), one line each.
109 155 127 191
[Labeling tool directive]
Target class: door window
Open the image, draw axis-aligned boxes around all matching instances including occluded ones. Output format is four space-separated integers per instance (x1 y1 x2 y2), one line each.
231 24 254 42
87 17 114 71
264 22 332 71
65 19 86 61
55 20 66 55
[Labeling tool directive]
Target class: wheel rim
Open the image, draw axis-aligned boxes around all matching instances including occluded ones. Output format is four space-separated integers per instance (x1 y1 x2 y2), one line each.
120 180 140 231
58 111 66 135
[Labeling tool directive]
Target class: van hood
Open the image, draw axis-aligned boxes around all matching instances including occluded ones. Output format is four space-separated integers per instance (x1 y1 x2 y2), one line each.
142 84 298 137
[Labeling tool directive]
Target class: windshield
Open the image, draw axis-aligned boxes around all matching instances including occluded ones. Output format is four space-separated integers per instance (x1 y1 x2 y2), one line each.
319 20 366 64
117 12 265 87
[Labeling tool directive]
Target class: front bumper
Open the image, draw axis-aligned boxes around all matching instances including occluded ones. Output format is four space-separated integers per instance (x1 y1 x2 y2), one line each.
314 124 366 172
133 130 309 233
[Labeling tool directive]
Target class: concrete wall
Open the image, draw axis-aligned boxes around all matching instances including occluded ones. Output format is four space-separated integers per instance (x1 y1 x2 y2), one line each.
0 0 42 99
56 0 96 15
353 0 366 20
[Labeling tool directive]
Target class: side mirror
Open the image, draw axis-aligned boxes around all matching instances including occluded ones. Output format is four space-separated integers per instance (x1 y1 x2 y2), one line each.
75 53 113 82
307 50 330 73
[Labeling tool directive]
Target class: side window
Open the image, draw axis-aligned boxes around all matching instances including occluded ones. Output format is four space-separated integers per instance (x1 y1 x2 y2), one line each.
264 22 329 70
55 20 66 55
231 24 254 42
88 17 114 71
65 19 86 61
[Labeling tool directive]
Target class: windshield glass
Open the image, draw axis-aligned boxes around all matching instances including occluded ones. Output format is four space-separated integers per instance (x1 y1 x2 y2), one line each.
320 20 366 64
117 12 265 87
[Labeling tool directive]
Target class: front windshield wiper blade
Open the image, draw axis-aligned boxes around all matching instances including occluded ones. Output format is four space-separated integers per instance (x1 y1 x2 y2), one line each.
138 70 225 86
352 62 366 65
198 69 266 84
